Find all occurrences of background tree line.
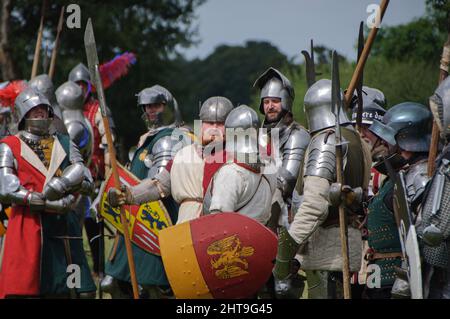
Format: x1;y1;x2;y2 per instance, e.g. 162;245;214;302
0;0;448;154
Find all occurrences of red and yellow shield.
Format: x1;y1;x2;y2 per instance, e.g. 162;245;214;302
99;164;172;255
159;212;277;299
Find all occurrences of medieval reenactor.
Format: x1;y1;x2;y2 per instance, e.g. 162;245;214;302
253;68;310;230
349;86;388;291
203;105;276;224
365;102;432;298
420;76;450;299
54;80;95;254
68;62;117;280
274;78;371;298
0;87;96;298
106;96;234;224
101;85;190;298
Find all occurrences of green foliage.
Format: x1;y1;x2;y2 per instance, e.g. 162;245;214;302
288;0;448;123
286;53;354;127
169;41;294;122
4;0;205;156
363;57;438;107
371;17;445;63
4;0;448;155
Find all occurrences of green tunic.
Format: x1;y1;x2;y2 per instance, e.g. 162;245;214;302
40;133;96;295
105;128;179;286
367;178;402;287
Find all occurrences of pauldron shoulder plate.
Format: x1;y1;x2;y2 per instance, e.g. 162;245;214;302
304;130;348;183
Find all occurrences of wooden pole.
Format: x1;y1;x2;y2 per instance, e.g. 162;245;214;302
31;0;47;79
48;6;65;80
344;0;390;107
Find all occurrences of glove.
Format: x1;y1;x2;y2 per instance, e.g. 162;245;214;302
79;180;95;196
107;185;132;208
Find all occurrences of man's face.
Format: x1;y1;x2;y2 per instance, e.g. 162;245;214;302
144;103;165;122
360;125;378;146
263;97;283;122
26;105;49;119
360;125;389;161
201;121;225;145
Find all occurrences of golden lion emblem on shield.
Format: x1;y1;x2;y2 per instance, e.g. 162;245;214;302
207;234;255;279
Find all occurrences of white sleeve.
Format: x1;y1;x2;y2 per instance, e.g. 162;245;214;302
209;165;245;213
288;175;330;245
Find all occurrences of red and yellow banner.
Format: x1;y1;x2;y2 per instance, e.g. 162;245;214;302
159;212;277;299
99;164;172;255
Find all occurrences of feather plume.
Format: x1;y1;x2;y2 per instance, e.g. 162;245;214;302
0;81;27;110
99;52;137;89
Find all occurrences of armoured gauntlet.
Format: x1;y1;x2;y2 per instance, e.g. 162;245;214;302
273;227;300;280
6;190;75;214
43;163;86;200
329;183;365;215
107;185;133;208
45;194;77;214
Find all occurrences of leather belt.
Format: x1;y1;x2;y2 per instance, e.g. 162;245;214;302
365;248;403;261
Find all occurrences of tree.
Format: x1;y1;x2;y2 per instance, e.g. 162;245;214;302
0;0;205;154
0;0;19;80
169;41;294;123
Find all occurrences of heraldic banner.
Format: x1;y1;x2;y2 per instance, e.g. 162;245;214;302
99;164;172;255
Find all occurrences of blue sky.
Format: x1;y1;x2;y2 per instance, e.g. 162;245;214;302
180;0;427;62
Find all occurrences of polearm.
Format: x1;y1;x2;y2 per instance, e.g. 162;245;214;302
427;22;450;177
331;50;351;299
48;6;65;80
344;0;390;108
31;0;48;79
355;21;365;132
84;18;140;299
301;39;317;88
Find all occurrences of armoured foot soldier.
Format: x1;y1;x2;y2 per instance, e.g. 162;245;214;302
55;81;93;167
253;68;310;230
102;85;190;298
365;102;432;298
0;87;96;298
107;96;234;225
350;87;387;293
68;62;116;279
420;76;450;299
203;105;276;224
274;79;371;299
54;81;95;277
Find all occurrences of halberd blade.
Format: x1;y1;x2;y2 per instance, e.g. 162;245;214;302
84;18;99;78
